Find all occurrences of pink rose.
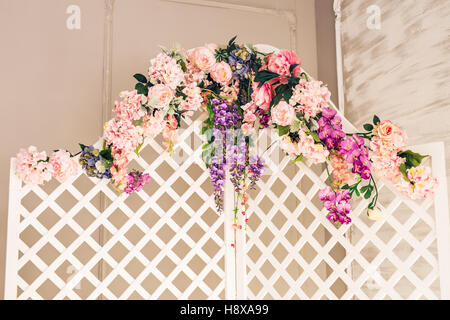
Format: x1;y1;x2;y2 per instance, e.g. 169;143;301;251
49;150;78;183
376;120;397;141
191;46;216;71
210;62;232;85
251;83;272;111
266;50;301;77
148;84;173;108
271;101;296;126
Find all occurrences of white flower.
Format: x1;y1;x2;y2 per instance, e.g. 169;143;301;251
367;207;383;221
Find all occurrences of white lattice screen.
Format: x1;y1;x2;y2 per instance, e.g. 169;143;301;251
4;44;450;300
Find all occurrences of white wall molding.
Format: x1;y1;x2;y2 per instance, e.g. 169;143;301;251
333;0;345;113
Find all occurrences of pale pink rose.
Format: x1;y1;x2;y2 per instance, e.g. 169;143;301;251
376;120;398;141
251;83;272;111
279;134;300;156
242;123;254;136
148;84;174;109
210;62;232;85
191;46;216;71
271;101;296;126
48;150;78;183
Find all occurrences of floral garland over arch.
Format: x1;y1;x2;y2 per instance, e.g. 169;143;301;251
15;37;439;244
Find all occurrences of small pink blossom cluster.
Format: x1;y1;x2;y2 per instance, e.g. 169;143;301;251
297;130;329;164
103;118;142;155
124;171;151;194
319;186;352;224
290;79;331;117
179;84;203;114
15;147;78;185
148;52;185;90
113;90;147;121
369;120;407;181
394;165;439;199
110;149;130;191
15;146;52;185
241;101;257;135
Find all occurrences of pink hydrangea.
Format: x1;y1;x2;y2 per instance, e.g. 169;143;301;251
148;53;185;90
143;111;165;138
103;118;142;154
369;136;405;181
279;134;300;156
48;150;78;183
179;84;203;113
15;146;51;185
290;79;330;117
113;90;147;121
394;165;439;199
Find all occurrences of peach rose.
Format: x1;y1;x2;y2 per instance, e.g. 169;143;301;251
271;101;296;126
251;83;272;111
191;46;216;71
148;84;173;108
210;62;232;85
376;120;397;141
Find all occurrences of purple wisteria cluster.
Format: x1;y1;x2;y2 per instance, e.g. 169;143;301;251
248;155;265;189
340;134;371;180
319;186;352;224
227;137;247;193
211;98;241;130
123;171;151;194
210;155;226;212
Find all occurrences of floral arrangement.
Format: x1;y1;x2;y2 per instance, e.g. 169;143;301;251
15;37;439;238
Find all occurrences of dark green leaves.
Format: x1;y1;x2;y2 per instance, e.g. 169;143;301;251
133;73;147;83
100;148;112;161
363;123;374;131
373;115;380;125
79;143;87;151
135;82;148;95
360;184;374;199
254;70;280;87
398;150;428;169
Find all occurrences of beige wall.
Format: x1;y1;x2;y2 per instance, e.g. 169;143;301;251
340;0;450;203
0;0;336;299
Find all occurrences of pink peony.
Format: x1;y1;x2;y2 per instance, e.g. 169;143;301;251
251;82;272;111
271;101;296;126
266;50;301;77
15;146;51;185
148;84;174;109
210;62;232;85
48;150;78;183
190;46;216;71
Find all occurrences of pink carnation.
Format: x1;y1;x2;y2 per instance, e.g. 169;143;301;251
15;146;51;185
271;101;296;126
48;150;78;183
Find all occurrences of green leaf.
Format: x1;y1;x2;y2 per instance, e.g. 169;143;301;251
398;150;428;169
99;148;112;161
308;132;322;143
135;82;148;95
283;89;293;103
228;35;237;47
79;143;87;151
399;163;408;179
289;64;299;75
373;115;380;125
355;189;360;197
364;188;372;199
277;125;290;136
133;73;147;83
360;185;369;193
293;154;303;163
363;123;374;131
254;70;280;87
178;59;187;72
342;184;350;190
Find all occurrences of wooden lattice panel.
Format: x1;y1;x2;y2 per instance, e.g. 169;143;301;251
7;115;225;300
245;130;449;300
